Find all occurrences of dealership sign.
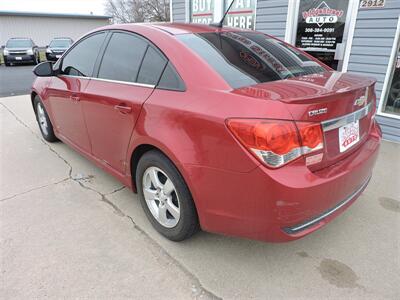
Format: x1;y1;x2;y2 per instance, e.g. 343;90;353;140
224;0;256;30
295;0;348;51
302;5;344;27
191;0;214;24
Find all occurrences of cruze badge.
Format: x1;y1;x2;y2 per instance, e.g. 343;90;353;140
308;108;328;117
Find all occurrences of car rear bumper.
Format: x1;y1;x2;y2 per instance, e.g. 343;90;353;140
186;120;381;242
282;174;371;235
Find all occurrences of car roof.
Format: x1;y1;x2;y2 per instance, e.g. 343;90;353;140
149;22;250;35
8;37;31;40
100;22;251;36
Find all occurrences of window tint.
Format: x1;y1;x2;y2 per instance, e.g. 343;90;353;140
137;47;167;85
6;39;33;48
178;32;326;88
157;62;185;91
50;39;72;48
61;32;105;77
98;32;147;83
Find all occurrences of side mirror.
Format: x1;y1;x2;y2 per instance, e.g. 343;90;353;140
1;45;4;49
33;61;54;77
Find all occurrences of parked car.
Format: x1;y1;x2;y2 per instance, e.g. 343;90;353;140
45;37;73;61
31;23;382;242
3;38;39;66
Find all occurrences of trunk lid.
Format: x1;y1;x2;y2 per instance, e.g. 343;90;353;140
232;71;377;170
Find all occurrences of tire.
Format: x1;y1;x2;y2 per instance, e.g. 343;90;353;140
5;61;10;66
33;95;58;142
136;150;199;241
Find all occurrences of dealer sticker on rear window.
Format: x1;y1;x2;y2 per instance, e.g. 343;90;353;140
339;120;360;152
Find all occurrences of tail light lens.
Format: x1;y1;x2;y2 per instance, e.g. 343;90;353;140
227;119;323;168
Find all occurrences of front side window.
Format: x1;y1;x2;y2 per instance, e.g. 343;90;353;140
178;31;326;89
61;32;106;77
6;39;33;48
98;32;148;83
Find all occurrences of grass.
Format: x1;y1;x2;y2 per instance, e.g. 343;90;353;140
39;50;46;62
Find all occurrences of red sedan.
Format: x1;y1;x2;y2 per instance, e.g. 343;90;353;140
31;23;381;242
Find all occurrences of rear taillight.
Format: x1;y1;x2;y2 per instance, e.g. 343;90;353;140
227;119;323;168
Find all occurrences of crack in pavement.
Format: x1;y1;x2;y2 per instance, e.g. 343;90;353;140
124;215;222;299
0;102;222;300
0;177;70;202
0;102;74;177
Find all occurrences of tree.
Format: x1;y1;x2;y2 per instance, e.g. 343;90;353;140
105;0;170;23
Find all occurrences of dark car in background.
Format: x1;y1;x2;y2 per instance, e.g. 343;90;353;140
45;37;73;61
3;38;39;66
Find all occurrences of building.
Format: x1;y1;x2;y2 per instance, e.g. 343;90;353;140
170;0;400;142
0;11;110;46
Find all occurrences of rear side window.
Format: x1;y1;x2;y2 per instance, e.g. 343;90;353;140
157;62;186;91
178;32;326;89
98;32;147;83
61;32;105;77
137;47;167;85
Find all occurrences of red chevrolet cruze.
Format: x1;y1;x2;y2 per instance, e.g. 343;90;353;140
31;23;381;242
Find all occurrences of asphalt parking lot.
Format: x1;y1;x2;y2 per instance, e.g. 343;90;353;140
0;65;36;97
0;93;399;297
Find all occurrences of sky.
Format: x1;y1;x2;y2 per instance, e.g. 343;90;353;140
0;0;106;15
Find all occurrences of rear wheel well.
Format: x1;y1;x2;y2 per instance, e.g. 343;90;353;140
130;144;159;190
31;92;38;112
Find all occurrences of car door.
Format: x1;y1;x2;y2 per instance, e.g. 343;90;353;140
81;31;168;174
46;32;107;153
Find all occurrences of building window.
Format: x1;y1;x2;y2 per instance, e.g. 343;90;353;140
223;0;257;30
190;0;215;24
379;17;400;118
189;0;257;29
293;0;350;70
384;54;400;116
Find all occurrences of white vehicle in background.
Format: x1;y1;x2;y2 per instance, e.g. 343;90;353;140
2;38;40;66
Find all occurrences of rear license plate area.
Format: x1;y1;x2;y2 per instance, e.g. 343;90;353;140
339;120;360;152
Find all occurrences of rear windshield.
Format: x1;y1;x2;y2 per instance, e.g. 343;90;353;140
50;39;72;48
177;32;326;89
6;39;32;48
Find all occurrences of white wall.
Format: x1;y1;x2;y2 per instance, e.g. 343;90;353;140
0;15;109;46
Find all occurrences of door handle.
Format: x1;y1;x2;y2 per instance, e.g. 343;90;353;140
114;104;132;114
70;95;80;102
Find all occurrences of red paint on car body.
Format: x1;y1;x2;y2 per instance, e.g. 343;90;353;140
32;23;381;242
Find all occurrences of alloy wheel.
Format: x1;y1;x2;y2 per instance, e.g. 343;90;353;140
36;102;49;136
142;166;180;228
